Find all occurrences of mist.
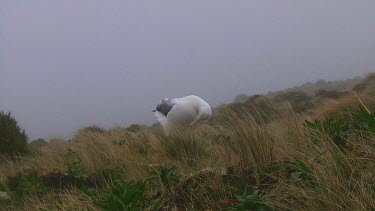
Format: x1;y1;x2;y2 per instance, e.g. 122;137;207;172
1;1;374;140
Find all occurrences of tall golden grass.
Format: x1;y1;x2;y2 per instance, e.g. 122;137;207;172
1;81;375;210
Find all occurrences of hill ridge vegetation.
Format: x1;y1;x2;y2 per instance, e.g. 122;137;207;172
1;73;374;210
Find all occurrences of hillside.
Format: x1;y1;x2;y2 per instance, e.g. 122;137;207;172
234;76;362;103
0;73;374;210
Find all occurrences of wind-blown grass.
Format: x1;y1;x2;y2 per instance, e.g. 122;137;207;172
1;75;375;210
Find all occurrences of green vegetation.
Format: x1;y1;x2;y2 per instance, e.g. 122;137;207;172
95;179;157;211
149;166;179;193
28;138;48;153
160;131;209;167
304;118;350;149
227;190;275;211
0;73;374;210
269;77;361;97
81;125;108;133
126;124;143;133
273;90;313;112
0;111;28;155
352;106;375;132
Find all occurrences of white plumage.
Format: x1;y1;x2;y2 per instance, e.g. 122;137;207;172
153;95;212;135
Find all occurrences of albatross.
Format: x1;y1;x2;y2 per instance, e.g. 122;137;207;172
153;95;212;135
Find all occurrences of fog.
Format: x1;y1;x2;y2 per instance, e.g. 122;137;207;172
1;1;374;140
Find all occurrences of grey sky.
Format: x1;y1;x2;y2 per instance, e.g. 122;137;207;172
1;1;374;140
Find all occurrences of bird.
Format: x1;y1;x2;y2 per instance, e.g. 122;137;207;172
153;95;212;135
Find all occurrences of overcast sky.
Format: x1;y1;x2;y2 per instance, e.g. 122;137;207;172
1;1;374;140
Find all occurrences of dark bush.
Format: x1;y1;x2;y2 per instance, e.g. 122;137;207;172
353;73;375;93
0;111;28;155
315;89;342;99
273;91;312;112
126;124;143;133
82;125;108;133
233;94;249;104
28;138;48;152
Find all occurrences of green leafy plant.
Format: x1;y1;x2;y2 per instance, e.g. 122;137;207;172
227;189;275;211
19;174;46;196
63;147;85;186
64;166;83;180
290;172;302;183
149;166;179;193
268;158;315;186
304;118;350;148
285;158;312;184
95;179;162;211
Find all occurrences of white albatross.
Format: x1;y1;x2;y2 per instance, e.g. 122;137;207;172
153;95;212;135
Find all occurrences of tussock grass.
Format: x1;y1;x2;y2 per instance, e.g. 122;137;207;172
220;109;276;169
160;131;210;167
1;85;375;210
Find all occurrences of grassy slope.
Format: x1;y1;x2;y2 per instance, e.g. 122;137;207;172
0;74;374;210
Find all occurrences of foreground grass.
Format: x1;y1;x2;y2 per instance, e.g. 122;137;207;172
0;100;374;210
